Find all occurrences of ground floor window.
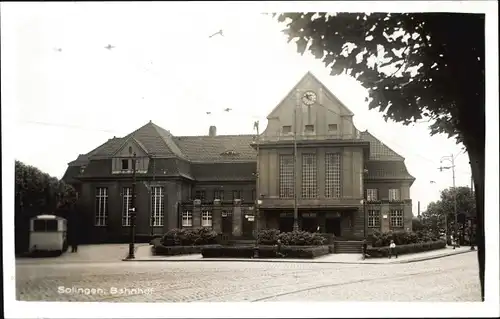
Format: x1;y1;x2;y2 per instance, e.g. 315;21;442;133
390;209;404;228
202;210;212;227
122;187;132;226
95;187;108;226
368;210;381;228
151;186;165;227
182;211;193;227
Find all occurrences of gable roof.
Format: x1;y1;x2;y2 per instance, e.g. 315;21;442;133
360;131;404;161
174;135;256;163
90;121;187;159
267;71;355;119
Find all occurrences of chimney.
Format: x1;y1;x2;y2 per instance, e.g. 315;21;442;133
209;126;217;137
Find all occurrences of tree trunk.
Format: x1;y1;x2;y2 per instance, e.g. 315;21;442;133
466;145;484;301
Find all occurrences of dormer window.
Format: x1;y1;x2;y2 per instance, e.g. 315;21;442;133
80;166;86;174
328;124;338;132
221;150;238;156
121;159;129;170
305;125;314;133
282;126;292;134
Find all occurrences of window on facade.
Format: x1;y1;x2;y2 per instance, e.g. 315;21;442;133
328;124;338;132
202;211;212;227
232;190;241;200
121;159;129;170
195;190;205;200
182;211;193;227
279;155;294;198
302;154;317;198
252;189;256;201
389;189;400;201
390;209;404;228
305;125;315;133
122;187;132;226
368;210;381;228
325;153;341;198
366;189;378;201
151;186;165;227
95;187;108;226
282;125;292;134
214;190;224;201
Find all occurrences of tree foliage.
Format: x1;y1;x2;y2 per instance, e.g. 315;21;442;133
275;12;485;300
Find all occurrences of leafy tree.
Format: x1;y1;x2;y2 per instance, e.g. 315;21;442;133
275;12;485;300
15;160;76;253
411;216;424;232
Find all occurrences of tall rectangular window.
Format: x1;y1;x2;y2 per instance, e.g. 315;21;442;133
279;155;294;198
389;189;400;201
367;189;378;201
214;190;224;201
325;153;341;198
182;211;192;227
202;211;212;227
301;154;317;198
390;209;404;228
95;187;108;226
122;187;132;226
252;189;256;201
232;190;241;200
368;210;381;228
151;186;165;227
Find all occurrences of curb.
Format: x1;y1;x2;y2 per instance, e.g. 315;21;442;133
122;249;474;264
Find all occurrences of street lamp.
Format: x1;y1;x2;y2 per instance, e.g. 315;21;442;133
439;154;458;242
126;152;137;260
360;199;366;239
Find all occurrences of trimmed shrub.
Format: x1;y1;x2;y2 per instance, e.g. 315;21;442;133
153;240;221;256
257;229;281;245
366;240;446;258
161;227;217;246
278;230;326;246
201;245;330;259
369;230;440;247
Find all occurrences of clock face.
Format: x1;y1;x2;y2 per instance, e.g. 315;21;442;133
302;91;317;105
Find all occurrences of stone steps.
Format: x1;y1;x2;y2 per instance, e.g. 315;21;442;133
334;241;363;254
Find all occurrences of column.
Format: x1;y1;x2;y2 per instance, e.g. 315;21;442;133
193;199;201;227
212;199;222;233
232;199;242;236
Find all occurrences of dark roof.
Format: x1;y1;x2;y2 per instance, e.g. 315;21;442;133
192;162;256;182
174;135;256;163
360;131;404;161
366;161;415;182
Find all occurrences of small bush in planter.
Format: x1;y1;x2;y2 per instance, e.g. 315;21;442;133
161;227;217;246
278;230;326;246
257;229;281;245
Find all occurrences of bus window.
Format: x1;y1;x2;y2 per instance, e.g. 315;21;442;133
33;219;59;232
46;220;58;231
33;220;46;231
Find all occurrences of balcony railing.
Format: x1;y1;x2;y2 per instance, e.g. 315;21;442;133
253;131;363;143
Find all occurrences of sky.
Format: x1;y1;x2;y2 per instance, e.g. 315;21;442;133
0;2;487;216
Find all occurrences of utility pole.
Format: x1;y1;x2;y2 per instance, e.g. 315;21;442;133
440;154;458;239
126;153;137;259
293;89;300;231
254;120;261;236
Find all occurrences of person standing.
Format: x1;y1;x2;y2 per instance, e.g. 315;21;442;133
362;239;368;260
389;240;397;259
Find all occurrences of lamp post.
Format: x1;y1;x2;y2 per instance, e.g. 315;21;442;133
439;154;458;241
360;199;366;239
126;152;137;260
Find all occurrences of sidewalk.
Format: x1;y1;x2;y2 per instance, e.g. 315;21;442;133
126;245;474;264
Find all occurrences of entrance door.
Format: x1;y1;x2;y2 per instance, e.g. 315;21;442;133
325;218;342;237
301;217;317;233
221;210;233;235
242;214;254;238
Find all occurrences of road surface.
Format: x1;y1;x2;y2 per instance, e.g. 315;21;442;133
15;251;480;302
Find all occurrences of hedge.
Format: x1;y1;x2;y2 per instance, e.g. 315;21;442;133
369;230;441;247
153;240;222;256
161;227;217;246
201;245;330;259
366;240;446;258
257;229;330;246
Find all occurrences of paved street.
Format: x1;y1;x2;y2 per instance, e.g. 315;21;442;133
16;251;480;302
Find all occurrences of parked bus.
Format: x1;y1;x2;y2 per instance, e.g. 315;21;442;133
29;214;68;255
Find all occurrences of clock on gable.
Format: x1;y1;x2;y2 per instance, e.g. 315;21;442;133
302;90;317;105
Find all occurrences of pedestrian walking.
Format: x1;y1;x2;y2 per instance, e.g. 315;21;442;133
362;239;368;260
451;234;456;249
388;240;397;259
